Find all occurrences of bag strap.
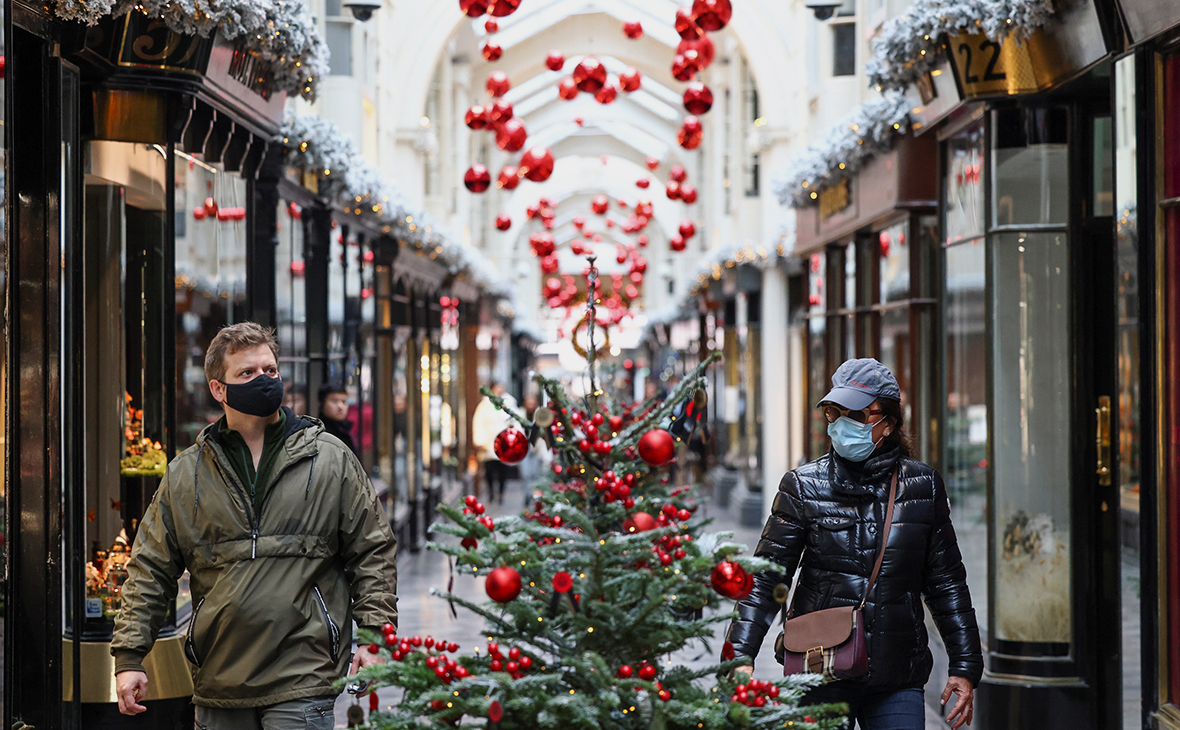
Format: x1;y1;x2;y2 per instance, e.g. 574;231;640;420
859;469;898;609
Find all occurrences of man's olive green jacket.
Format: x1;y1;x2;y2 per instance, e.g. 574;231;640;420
111;408;398;708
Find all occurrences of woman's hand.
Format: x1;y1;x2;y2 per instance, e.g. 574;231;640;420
942;676;974;729
733;665;754;679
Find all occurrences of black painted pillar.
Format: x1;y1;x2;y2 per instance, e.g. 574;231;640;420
246;146;282;329
304;204;331;408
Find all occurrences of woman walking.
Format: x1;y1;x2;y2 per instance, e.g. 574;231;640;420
727;358;981;729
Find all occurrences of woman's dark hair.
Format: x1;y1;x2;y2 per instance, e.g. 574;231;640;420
877;398;913;458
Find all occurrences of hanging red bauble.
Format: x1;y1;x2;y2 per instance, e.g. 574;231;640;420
682;115;703;134
486;566;523;603
592;195;610;215
459;0;489;17
487;0;521;16
526;203;541;219
541;254;559;273
557;76;579;100
671;53;697;82
683;82;714;114
670;234;686;251
679;219;696;238
666;181;681;200
570;240;585;255
544;277;562;297
532;232;556;256
625;284;640;300
638;428;675;466
485;18;499;32
711;560;754;599
489;99;514;125
466;104;489;130
573;57;607;93
623;511;660;533
546;50;565;72
630;271;644;285
574;116;584;126
680;183;698;204
544;217;555;230
632;256;647;273
519;147;555;182
675;5;703;40
622;20;644;38
678;124;703;150
618;67;643;93
646;156;660;171
496;118;528;151
669;165;687;183
637;234;649;247
691;0;732;30
573;214;587;228
498;166;521;190
204;197;219;219
552;571;574;593
678;36;716;69
595;83;618;104
482;41;503;61
464;165;492;193
494;427;529;463
637;201;654;217
495;212;512;231
636;178;650;189
487;70;511;97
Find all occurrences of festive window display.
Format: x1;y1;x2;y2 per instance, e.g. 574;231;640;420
120;393;166;477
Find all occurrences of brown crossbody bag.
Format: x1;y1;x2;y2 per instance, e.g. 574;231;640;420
778;469;897;681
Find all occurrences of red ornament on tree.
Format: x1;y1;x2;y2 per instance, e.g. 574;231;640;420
623;511;659;533
573;57;607;93
546;50;565;71
487;0;521;16
465;104;489;130
595;83;618;104
486;70;511;97
683;82;714;114
519;147;555;182
638;428;675;466
482;41;503;61
486;566;523;603
619;67;642;92
557;76;579;100
459;0;489;17
691;0;732;31
552;571;573;593
496;118;528;151
622;20;643;38
495;212;512;231
675;5;703;40
711;560;755;599
464;165;492;193
497;166;521;190
488;700;504;722
494;428;529;463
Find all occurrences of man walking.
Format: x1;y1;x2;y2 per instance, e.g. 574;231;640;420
318;380;360;457
112;323;398;728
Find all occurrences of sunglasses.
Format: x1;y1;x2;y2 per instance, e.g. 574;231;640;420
821;404;883;425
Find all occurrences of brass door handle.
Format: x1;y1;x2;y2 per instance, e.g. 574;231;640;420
1096;395;1111;486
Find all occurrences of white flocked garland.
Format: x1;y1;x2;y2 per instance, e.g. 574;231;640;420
52;0;328;101
866;0;1055;93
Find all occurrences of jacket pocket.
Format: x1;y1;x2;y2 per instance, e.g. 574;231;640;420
185;597;206;667
312;585;341;660
812;515;858;556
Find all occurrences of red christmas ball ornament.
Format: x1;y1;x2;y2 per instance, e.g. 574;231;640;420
487;70;511;97
678;35;716;69
675;5;703;40
494;427;529;463
666;181;681;200
488;700;504;722
679;219;696;238
671;53;697;82
669;165;688;183
638;428;676;466
497;166;521;190
595;83;618;104
495;212;512;231
670;234;687;252
592;194;610;215
526;203;541;219
573;214;587;228
557;76;579;100
683;115;703;134
487;0;521;16
459;0;489;17
636;177;650;189
623;511;660;533
496;118;528;151
622;20;644;38
619;67;642;92
711;560;753;599
464;165;492;193
626;284;640;299
482;41;503;61
461;537;479;550
573;57;607;93
552;571;574;593
574;116;584;126
488;99;514;125
692;0;732;30
485;18;499;32
486;565;523;603
546;50;565;72
465;104;489;130
519;146;555;182
683;82;714;114
637;234;649;247
680;183;698;204
646;156;660;171
638;664;658;681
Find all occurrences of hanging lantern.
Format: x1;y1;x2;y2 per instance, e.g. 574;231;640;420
674;5;703;40
682;82;714;115
495;212;512;231
622;20;643;38
498;165;521;190
680;183;698;204
557;76;579;100
546;50;565;71
459;0;489;17
495;118;528;151
464;165;492;193
691;0;732;31
595;83;618;104
487;0;521;16
482;41;503;61
619;67;642;92
486;70;511;97
573;57;607;93
519;146;555;182
488;99;514;125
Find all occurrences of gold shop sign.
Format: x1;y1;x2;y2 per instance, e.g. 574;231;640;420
948;29;1078;98
819;178;851;220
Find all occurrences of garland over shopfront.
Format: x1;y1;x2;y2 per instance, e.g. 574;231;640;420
52;0;328;100
774;91;910;209
281;113;510;296
865;0;1055;92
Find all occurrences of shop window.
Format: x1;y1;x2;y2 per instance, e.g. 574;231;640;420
741;59;761;198
276;197;309;416
944;124;985;244
806;252;828;460
327;20;353;76
1092;115;1114;217
991;107;1069;227
832;22;856;77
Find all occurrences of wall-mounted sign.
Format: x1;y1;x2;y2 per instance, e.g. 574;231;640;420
819;178;851;220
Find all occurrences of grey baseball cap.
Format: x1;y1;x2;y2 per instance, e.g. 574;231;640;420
817;358;901;410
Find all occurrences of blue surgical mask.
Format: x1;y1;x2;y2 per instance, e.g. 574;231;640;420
827;416;882;462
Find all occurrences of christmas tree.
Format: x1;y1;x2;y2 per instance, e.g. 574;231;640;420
348;264;845;730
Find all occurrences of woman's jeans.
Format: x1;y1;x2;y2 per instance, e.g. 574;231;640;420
805;687;926;730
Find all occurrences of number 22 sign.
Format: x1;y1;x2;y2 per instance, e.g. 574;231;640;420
948;31;1048;98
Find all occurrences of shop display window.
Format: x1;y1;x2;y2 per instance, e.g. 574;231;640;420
991;107;1069;227
276;197;310;416
944;125;985;245
806;252;828;460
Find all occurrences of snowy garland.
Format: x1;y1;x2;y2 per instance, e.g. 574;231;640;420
281;113;511;296
51;0;328;101
774;90;910;208
866;0;1055;92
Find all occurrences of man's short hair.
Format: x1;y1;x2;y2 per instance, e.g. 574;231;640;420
319;381;349;404
204;323;280;383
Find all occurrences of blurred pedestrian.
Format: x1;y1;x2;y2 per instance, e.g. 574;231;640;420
472;382;517;505
318;381;360;457
111;323;397;728
517;393;551;502
726;358;981;730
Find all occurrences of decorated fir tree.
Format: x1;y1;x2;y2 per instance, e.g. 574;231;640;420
348;264;845;730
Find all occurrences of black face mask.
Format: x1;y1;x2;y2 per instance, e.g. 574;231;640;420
221;375;284;418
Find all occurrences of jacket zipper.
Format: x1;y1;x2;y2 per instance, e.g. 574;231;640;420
207;445;316;561
185;597;206;666
312;584;341;658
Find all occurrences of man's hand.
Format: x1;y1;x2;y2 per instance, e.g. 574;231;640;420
942;676;974;729
116;671;149;715
349;647;387;695
733;665;754;679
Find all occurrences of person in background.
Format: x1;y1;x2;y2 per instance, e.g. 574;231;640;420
319;381;360;457
471;382;517;505
517;393;552;505
111;323;397;729
726;358;980;730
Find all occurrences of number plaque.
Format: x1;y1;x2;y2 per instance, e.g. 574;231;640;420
948;29;1074;99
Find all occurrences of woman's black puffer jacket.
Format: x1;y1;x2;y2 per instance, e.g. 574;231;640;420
725;446;983;690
